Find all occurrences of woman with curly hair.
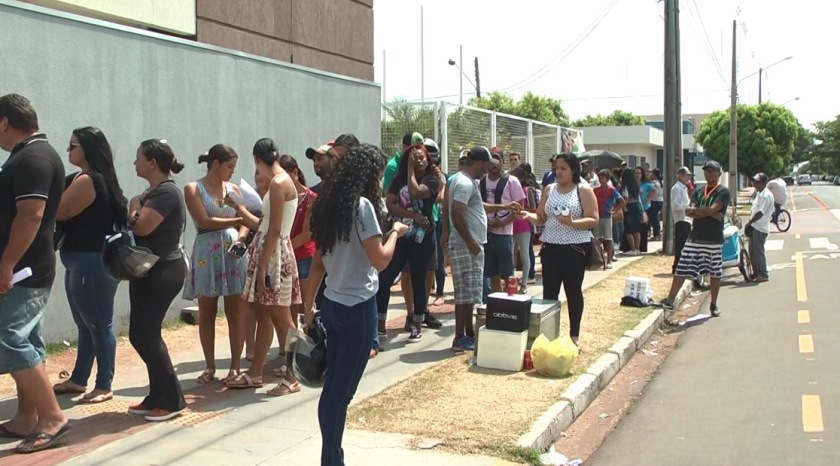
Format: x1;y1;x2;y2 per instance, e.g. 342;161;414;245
304;143;407;466
377;143;441;342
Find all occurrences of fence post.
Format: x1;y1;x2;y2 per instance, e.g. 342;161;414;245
527;120;534;165
556;127;562;154
440;102;449;174
433;102;440;146
490;111;497;148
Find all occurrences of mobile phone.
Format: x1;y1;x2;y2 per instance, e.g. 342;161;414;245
265;275;273;288
228;243;247;258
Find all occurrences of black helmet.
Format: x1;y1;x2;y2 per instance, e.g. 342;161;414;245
101;231;160;280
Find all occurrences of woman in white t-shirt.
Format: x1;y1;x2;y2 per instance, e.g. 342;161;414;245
304;144;408;466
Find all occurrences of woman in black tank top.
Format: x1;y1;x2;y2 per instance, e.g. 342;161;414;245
52;127;128;404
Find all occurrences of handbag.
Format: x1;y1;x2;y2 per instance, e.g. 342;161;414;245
576;186;606;271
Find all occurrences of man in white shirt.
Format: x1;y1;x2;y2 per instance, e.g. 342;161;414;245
765;174;787;223
745;173;775;282
671;167;692;273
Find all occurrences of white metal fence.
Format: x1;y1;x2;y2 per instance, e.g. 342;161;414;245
381;101;584;176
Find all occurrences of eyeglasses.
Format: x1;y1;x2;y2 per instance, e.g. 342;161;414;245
67;142;80;152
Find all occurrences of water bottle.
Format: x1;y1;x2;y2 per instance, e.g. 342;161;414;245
414;226;426;243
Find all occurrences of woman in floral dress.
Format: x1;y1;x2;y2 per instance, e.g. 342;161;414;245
184;144;248;383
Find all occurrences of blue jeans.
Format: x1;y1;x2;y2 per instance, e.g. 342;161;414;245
0;285;50;375
528;231;536;279
319;296;375;466
434;221;446;297
62;251;119;391
371;300;380;350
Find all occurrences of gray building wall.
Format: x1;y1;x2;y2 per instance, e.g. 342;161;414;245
1;1;381;344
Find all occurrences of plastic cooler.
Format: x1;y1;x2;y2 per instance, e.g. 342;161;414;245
722;223;740;267
476;326;528;372
485;292;531;332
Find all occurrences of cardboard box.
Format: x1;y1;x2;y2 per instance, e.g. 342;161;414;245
624;277;650;301
486;292;532;333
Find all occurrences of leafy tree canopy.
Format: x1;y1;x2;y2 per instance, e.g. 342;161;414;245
571;110;647;127
696;102;799;177
468;91;569;127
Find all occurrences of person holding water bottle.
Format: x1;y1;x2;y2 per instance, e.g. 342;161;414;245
376;141;441;342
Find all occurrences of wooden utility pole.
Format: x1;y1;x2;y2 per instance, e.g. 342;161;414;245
728;19;738;201
663;0;682;255
474;57;482;98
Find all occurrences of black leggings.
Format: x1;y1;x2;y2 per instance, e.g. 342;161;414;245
540;243;588;338
377;233;435;324
128;259;187;412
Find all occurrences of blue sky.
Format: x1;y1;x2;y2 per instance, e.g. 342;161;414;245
374;0;836;128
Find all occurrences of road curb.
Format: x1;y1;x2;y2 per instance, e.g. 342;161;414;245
517;278;694;451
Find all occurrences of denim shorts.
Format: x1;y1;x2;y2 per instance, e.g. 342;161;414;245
297;256;313;281
484;232;514;278
0;286;51;375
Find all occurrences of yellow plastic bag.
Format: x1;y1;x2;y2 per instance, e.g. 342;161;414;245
531;334;579;377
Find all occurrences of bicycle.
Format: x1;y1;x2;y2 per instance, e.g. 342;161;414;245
772;209;792;233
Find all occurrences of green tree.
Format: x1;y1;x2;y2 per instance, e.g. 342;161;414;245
380;98;436;157
792;124;816;164
696;102;800;177
809;116;840;173
571;110;647;127
468;91;569;126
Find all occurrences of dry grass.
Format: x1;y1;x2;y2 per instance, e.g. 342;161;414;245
347;254;676;455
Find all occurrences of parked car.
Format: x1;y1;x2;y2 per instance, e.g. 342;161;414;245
784;176;795;185
798;174;812;186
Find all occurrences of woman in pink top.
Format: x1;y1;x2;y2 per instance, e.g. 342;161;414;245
510;165;539;294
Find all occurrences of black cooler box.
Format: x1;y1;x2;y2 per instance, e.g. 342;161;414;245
486;292;532;332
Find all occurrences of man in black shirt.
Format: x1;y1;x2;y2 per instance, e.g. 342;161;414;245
0;94;69;452
663;160;731;317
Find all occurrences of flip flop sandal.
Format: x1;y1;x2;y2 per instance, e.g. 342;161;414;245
224;373;263;389
196;369;216;384
223;370;240;383
15;424;70;454
81;392;113;404
52;382;85;395
0;424;26;439
266;379;301;397
272;365;288;377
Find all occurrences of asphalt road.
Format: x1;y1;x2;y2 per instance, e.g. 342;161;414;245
589;183;840;465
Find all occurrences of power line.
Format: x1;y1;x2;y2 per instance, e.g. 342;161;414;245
685;0;728;86
404;88;728;104
495;0;622;92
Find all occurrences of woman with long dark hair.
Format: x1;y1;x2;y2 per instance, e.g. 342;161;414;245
225;138;302;397
183;144;248;384
519;152;598;347
127;139;187;421
52;127;127;403
378;143;441;342
621;167;643;255
304;143;407;466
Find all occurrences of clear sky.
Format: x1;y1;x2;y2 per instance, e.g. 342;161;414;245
373;0;837;129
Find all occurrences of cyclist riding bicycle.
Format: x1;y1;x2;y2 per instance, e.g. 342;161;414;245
765;174;787;223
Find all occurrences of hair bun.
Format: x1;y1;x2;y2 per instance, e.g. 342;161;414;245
197;153;209;164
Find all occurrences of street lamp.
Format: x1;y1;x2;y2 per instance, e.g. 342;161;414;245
448;45;478;105
752;56;793;104
780;97;800;106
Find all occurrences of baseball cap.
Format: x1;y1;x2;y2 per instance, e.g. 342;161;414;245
305;141;334;160
676;166;691;175
752;172;768;183
467;146;491;162
490;146;505;159
702;160;722;172
489;151;502;165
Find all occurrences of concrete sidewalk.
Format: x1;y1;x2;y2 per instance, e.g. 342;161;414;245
0;243;662;466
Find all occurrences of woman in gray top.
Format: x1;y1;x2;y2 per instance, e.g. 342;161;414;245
304;143;407;466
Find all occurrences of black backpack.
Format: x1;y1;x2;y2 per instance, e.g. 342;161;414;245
479;174;509;204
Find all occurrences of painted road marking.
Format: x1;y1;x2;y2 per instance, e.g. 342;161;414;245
791;192;797;212
831;209;840;222
802;395;825;432
765;239;785;251
799;334;815;353
796;252;808;302
808;237;837;250
809;193;830;210
798;310;811;324
795;233;801;239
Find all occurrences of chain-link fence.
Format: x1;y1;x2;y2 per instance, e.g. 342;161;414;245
381;101;579;179
381;102;438;161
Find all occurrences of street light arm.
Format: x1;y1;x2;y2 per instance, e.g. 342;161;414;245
736;55;793;87
448;62;478;92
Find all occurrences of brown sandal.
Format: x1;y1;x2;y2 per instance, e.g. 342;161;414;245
196;369;216;384
223;370;240;383
267;379;301;397
225;373;263;389
53;381;85;395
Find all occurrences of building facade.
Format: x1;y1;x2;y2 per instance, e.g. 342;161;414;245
21;0;375;81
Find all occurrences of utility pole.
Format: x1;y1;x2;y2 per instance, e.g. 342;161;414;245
459;45;464;105
758;67;763;104
662;0;681;255
728;19;738;200
420;5;425;103
474;57;482;99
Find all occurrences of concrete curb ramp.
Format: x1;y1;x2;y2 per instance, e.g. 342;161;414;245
517;279;694;451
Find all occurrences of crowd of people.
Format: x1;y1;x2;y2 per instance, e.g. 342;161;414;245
0;90;775;463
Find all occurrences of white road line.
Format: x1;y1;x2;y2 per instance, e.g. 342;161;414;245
808;237;836;250
832;209;840;222
765;240;785;251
